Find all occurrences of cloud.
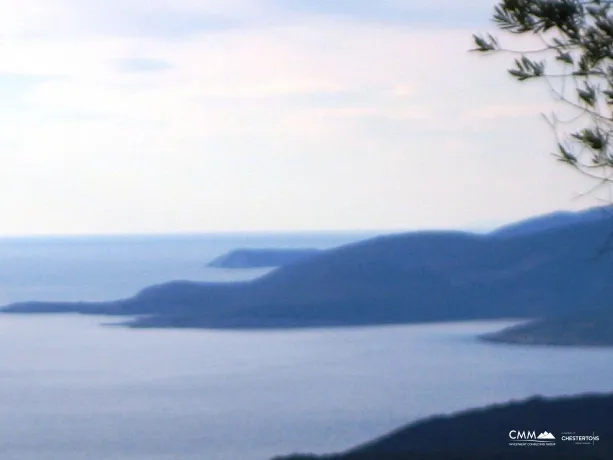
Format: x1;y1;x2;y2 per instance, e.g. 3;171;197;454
0;0;601;234
0;0;267;38
465;103;558;121
113;58;173;73
272;0;493;28
10;22;474;124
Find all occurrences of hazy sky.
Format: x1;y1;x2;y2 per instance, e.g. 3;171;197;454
0;0;605;235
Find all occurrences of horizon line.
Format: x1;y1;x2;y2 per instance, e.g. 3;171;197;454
0;225;497;240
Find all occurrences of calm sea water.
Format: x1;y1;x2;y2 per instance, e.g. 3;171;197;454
0;234;611;460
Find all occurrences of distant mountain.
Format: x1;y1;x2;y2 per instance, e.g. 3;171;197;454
492;206;613;238
481;305;613;346
273;393;613;460
4;206;613;333
208;248;320;268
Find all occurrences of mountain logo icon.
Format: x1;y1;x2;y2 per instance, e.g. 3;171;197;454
537;432;556;440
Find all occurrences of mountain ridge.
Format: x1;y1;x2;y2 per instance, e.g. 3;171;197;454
4;206;613;334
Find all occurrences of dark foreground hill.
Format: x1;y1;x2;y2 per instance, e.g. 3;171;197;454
272;393;613;460
4;207;613;331
481;305;613;346
207;248;320;268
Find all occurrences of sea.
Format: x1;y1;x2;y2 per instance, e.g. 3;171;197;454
0;232;611;460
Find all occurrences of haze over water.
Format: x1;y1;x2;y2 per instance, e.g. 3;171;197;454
0;233;370;304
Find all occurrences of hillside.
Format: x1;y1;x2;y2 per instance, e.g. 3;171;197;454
272;393;613;460
207;248;320;268
481;305;613;346
4;207;613;331
492;206;613;238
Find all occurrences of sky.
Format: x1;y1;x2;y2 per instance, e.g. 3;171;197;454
0;0;606;235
